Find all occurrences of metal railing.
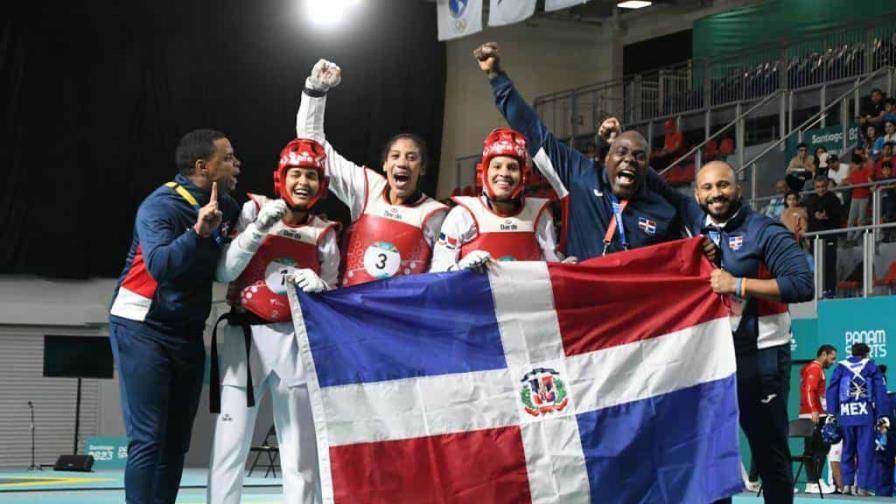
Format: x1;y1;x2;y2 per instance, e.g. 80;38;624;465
739;66;893;200
805;222;896;299
532;14;896;134
742;66;893;172
657;89;785;176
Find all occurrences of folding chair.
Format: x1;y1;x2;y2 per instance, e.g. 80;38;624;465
248;424;280;478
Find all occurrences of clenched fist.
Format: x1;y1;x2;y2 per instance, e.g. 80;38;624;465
473;42;502;79
305;59;342;93
598;117;622;143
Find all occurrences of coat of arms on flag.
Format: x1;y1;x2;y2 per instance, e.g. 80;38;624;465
729;235;744;251
288;237;743;503
637;216;656;235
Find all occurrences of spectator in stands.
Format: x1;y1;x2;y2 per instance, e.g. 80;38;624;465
806;176;843;297
650;118;685;170
787;142;816;192
877;142;894;177
865;125;882;161
877;121;896;152
814;147;829;177
763;179;789;220
858;88;886;133
781;191;808;244
826;154;846;187
875;161;896;241
847;150;875;243
883;98;896;125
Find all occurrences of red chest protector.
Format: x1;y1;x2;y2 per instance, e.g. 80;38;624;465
453;196;549;262
228;212;335;322
341;173;447;287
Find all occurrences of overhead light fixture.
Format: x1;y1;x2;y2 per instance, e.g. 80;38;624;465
305;0;360;26
617;0;652;8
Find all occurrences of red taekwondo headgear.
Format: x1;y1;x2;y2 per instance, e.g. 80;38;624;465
476;128;531;201
274;138;329;209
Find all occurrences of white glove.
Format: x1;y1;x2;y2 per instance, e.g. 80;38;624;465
456;250;493;271
286;268;328;293
255;199;288;232
305;59;342;93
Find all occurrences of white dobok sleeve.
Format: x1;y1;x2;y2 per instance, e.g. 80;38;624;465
215;200;262;283
295;90;367;221
535;209;562;262
429;206;477;272
317;227;341;290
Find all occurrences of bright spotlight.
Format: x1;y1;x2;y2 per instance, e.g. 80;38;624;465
306;0;360;26
617;0;652;8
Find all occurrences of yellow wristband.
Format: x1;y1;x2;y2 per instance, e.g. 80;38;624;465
741;278;748;298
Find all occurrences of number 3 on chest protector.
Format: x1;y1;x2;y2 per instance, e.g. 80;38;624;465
264;258;300;295
363;241;401;279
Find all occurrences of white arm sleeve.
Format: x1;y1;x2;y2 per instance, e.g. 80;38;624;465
317;227;341;290
535;209;562;262
429;207;476;272
215;201;264;283
295;90;367;221
423;207;449;249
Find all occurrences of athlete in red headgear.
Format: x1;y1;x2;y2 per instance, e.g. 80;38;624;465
208;137;338;504
430;127;564;272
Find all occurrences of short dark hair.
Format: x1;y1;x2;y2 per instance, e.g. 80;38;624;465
785;190;801;202
817;344;836;357
175;129;227;175
872;88;884;96
828;154;839;163
380;133;428;169
797;142;808;149
886;121;896;128
885;97;896;106
851;342;871;357
813;175;829;183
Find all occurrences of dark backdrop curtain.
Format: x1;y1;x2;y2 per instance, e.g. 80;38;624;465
0;0;446;278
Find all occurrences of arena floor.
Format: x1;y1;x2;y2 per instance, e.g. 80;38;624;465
0;468;892;503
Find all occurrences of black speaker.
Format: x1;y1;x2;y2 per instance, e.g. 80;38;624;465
53;454;94;472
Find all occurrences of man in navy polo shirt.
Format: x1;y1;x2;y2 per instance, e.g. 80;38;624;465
693;161;813;504
109;129;240;504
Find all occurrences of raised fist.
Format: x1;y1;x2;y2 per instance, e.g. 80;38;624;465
598;117;622;143
306;59;342;93
254;199;288;232
473;42;501;77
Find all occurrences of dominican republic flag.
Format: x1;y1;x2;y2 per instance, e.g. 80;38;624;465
288;238;743;503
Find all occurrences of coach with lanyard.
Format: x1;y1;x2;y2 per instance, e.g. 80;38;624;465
108;129;240;504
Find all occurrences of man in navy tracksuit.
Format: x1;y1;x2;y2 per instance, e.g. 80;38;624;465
688;161;814;504
475;42;693;258
109;129;240;504
826;342;890;495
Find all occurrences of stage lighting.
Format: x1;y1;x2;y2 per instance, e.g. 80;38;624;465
306;0;360;26
617;0;652;8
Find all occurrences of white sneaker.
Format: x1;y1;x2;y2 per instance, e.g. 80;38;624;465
745;480;761;492
804;481;836;494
